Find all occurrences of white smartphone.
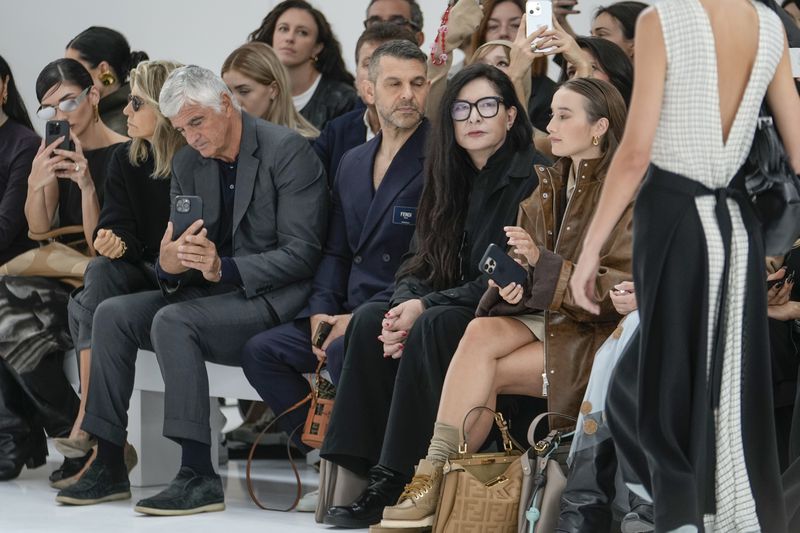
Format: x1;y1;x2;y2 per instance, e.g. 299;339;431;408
526;0;553;36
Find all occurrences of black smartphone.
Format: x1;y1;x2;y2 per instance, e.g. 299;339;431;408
44;120;72;152
479;243;527;287
313;321;333;349
171;195;203;240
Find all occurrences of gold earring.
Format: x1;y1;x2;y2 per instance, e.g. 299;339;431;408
592;135;599;146
99;71;116;86
93;104;100;123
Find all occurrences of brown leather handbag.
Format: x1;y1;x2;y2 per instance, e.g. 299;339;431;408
433;407;525;533
301;362;335;449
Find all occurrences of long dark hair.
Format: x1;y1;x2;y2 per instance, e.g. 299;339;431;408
35;58;94;102
0;54;33;130
398;64;533;289
594;1;648;40
559;77;628;177
560;37;633;106
248;0;355;86
67;26;148;83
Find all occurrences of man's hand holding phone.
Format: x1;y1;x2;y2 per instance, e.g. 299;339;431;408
158;220;203;275
310;314;352;362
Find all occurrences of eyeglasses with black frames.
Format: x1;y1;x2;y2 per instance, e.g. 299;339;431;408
450;96;505;121
36;87;91;120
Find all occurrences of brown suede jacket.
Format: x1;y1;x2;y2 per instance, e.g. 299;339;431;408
477;157;634;430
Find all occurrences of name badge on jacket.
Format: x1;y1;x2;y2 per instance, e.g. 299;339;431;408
392;206;417;226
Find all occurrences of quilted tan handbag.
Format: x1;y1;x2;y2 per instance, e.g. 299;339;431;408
518;412;576;533
432;407;524;533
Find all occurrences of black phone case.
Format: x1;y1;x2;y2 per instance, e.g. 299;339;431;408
479;243;527;287
44;120;72;152
171;195;203;240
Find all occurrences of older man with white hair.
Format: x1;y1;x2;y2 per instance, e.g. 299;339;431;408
55;65;328;515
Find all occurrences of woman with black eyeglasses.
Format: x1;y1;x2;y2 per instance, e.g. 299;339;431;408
50;60;186;489
319;63;548;528
25;58;128;252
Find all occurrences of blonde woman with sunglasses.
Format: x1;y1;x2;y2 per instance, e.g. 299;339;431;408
51;60;187;489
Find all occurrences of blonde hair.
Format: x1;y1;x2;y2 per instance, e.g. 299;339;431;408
221;42;319;139
469;41;531;102
129;60;187;178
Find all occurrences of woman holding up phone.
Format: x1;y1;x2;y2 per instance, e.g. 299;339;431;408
25;58;127;253
52;60;186;490
377;77;632;530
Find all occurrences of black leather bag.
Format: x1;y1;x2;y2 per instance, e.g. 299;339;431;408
743;109;800;256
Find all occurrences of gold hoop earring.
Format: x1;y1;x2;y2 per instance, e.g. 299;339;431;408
99;71;116;86
592;136;599;146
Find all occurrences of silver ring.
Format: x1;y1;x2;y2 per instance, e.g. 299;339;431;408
74;163;80;172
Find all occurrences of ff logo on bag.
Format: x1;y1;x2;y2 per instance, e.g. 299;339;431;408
392;206;417;226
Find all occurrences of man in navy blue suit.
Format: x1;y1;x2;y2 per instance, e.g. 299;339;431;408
312;23;418;186
241;39;430;460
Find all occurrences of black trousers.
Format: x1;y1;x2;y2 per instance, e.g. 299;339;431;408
321;301;474;477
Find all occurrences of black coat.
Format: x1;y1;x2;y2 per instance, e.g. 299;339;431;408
391;143;548;310
300;76;360;131
312;104;368;187
95;142;171;264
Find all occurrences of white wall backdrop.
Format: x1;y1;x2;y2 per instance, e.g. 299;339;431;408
0;0;607;134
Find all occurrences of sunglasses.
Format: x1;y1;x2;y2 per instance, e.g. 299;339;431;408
128;94;146;112
451;96;505;121
36;87;90;120
363;15;420;31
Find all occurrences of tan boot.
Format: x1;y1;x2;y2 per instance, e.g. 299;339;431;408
380;459;443;528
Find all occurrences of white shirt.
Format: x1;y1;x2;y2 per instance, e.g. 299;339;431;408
292;73;322;112
363;110;377;143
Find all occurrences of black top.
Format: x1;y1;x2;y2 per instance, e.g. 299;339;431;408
99;83;130;136
0;119;39;264
57;143;119;228
300;76;360;131
391;143;547;309
95;142;171;263
215;158;237;258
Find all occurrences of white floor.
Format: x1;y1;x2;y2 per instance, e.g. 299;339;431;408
0;442;368;533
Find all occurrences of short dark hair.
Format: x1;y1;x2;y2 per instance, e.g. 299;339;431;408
355;23;419;64
249;0;355;86
0;54;33;130
67;26;148;82
35;58;94;103
366;0;424;31
594;1;648;40
367;39;427;82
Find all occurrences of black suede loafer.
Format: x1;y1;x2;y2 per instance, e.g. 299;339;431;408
55;460;130;505
134;466;225;516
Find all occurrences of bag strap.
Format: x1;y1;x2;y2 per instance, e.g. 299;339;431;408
459;405;517;454
245;357;326;511
527;411;577;447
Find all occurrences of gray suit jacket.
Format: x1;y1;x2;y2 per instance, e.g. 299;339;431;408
163;112;328;322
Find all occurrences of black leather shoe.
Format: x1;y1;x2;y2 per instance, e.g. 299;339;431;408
556;438;617;533
55;460;130;505
0;423;46;481
324;464;408;528
134;466;225;516
621;492;654;533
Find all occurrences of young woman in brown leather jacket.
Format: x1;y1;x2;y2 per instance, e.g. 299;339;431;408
377;77;632;529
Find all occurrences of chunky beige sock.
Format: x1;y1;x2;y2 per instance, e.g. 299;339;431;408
424;422;460;467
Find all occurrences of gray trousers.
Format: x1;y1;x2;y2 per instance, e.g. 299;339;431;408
81;283;279;446
68;257;158;353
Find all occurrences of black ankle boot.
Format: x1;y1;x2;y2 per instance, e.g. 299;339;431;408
324;464;409;528
0;363;47;481
555;438;617;533
621;491;654;533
